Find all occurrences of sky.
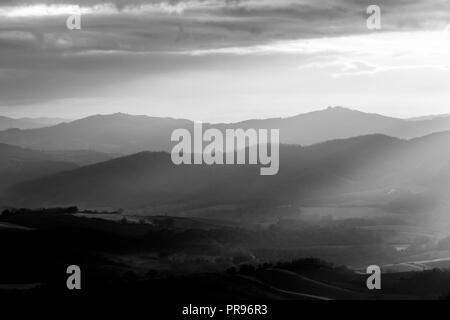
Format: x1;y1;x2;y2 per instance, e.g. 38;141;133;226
0;0;450;122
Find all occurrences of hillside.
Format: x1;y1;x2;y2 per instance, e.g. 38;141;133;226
4;132;450;212
1;107;450;154
0;113;193;154
0;116;68;130
0;143;114;191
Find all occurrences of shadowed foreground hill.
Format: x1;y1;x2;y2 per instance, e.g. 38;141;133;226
3;132;450;210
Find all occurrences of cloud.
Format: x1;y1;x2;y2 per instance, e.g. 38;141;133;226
1;0;450;107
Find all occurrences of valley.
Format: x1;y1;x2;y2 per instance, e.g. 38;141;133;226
1;107;450;300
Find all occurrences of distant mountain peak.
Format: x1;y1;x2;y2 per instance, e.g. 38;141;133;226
326;106;352;111
2;107;450;154
287;106;395;121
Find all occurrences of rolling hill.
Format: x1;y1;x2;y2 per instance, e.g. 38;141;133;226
0;116;68;131
1;107;450;154
0;113;193;154
0;143;114;191
3;132;450;212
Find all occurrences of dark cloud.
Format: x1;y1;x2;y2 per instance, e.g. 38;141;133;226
1;0;450;106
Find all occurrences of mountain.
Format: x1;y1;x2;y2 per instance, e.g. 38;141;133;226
223;107;404;146
407;114;450;121
224;107;450;146
0;143;114;191
1;108;450;154
0;113;193;154
0;116;69;131
4;132;450;212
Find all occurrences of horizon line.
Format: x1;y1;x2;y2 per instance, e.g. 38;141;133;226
2;106;450;125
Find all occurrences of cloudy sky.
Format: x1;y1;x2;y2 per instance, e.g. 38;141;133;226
1;0;450;122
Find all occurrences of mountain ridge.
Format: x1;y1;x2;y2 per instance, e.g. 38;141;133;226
0;116;69;131
1;107;449;154
4;131;450;211
0;143;115;191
